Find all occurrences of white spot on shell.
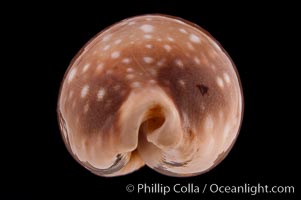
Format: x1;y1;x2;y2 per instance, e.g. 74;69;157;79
194;57;200;65
126;68;134;73
126;74;135;79
146;17;152;21
149;79;157;84
148;69;157;76
81;85;89;98
113;85;121;91
156;59;166;67
223;72;231;84
122;58;131;64
167;37;174;42
179;28;188;34
178;80;185;86
144;34;152;39
102;34;112;42
106;69;113;75
189;34;201;43
103;45;110;51
128;21;136;25
140;24;154;33
157;38;162;42
163;44;172;52
175;59;184;68
114;39;122;45
145;44;153;49
68;68;77;82
187;42;195;51
131;81;141;88
96;63;104;73
201;104;205;111
84;104;89;113
111;51;120;59
82;63;90;73
143;57;154;64
217;76;224;88
97;88;105;101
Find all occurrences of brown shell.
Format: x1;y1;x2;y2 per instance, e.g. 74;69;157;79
57;14;243;177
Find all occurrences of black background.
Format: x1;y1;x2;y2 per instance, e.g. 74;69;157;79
10;1;299;199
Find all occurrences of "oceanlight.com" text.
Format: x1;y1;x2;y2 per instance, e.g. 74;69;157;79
125;183;295;196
